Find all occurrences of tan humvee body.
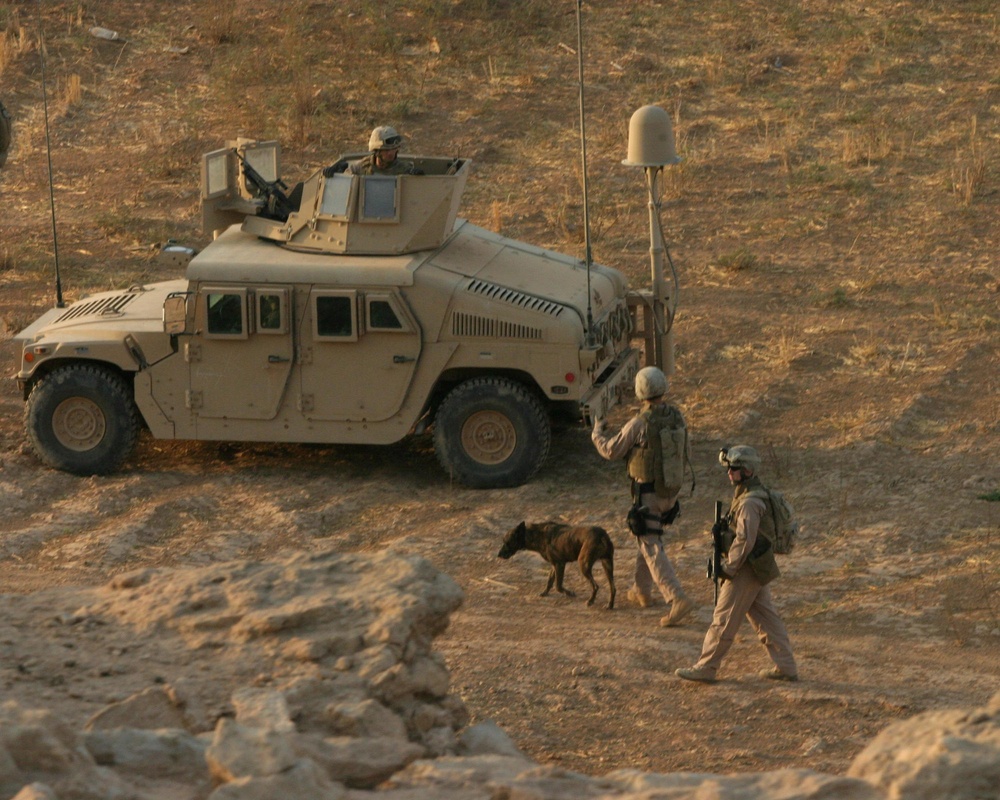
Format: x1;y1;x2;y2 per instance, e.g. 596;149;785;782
14;139;641;488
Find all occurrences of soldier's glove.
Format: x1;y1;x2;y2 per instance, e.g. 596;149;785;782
323;159;349;178
592;416;607;434
717;565;732;583
711;520;728;537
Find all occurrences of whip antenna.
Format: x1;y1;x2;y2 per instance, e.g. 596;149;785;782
38;0;64;307
575;0;594;343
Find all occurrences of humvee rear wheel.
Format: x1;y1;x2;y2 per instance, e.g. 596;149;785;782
433;377;551;489
26;364;139;475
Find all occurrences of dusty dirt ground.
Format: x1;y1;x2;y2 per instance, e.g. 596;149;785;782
1;0;999;784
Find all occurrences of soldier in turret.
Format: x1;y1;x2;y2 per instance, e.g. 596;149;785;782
347;126;419;176
675;445;798;683
592;366;696;627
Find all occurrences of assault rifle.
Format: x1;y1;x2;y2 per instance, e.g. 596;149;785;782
232;149;294;220
707;501;728;606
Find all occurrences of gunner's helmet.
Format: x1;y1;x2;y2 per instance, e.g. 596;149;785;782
368;125;404;151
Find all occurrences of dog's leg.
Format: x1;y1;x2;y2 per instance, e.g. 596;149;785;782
554;562;575;597
541;566;556;597
578;550;600;606
601;557;616;610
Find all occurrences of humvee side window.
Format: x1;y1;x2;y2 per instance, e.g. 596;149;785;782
360;176;399;222
367;297;405;331
257;291;287;334
205;291;247;338
320;174;353;219
314;292;358;341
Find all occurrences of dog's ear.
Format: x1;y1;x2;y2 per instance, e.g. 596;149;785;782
516;521;526;534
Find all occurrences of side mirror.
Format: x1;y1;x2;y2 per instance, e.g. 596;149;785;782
163;293;190;335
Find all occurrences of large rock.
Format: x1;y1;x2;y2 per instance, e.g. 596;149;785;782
0;702;134;800
848;690;1000;799
82;728;207;780
84;685;192;732
207;758;345;800
297;734;424;789
205;718;298;782
608;768;883;799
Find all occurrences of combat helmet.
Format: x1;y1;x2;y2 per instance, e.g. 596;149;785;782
719;445;761;474
368;125;404;151
634;366;668;400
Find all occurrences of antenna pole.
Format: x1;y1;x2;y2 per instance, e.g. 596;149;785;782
575;0;594;342
38;0;64;307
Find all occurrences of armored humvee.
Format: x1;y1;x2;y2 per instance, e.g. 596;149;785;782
14;138;647;488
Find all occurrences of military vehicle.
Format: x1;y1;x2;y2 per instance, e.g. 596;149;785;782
14;115;676;488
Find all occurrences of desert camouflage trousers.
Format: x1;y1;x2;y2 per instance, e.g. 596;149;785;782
632;488;686;604
693;566;797;678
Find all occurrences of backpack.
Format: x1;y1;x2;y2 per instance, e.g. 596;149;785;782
627;405;694;498
762;487;799;555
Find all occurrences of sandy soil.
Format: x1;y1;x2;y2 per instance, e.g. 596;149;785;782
1;0;998;783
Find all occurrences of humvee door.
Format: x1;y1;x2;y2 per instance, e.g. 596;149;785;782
298;288;421;421
187;286;295;420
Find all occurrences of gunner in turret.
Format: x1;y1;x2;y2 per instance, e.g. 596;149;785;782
347;126;419;176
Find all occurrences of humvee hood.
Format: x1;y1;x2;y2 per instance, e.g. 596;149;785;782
431;221;627;321
15;280;188;344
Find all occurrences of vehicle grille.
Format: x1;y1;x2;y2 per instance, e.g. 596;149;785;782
592;303;632;348
452;311;542;340
465;279;565;317
56;293;137;322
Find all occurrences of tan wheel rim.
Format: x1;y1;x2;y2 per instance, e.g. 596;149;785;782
460;410;516;465
52;397;106;452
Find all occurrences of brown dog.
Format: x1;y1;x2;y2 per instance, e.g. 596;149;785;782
497;521;615;609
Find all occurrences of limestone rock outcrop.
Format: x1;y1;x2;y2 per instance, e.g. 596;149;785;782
0;548;996;799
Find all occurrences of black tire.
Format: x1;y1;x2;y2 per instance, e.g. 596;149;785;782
433;377;551;489
25;363;140;475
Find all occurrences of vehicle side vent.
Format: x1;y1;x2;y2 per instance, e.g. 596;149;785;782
56;293;137;322
465;279;565;318
452;311;543;340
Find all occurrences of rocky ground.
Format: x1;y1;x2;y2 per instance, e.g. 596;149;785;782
1;0;999;796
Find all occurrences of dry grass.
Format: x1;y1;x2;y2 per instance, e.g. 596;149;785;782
1;2;999;780
0;10;31;76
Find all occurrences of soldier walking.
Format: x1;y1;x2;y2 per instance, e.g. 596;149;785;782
592;366;696;627
675;445;798;683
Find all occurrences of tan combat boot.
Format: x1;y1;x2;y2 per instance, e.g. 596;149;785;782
660;593;695;627
627;587;654;608
759;666;799;682
675;666;716;683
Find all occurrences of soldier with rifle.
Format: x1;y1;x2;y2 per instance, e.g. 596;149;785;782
675;445;798;683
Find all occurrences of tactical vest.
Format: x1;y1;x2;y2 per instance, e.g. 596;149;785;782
350;154;417;175
626;403;688;499
730;477;781;584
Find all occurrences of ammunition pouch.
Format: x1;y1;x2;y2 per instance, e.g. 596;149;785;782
627;500;680;537
747;535;780;585
627;504;648;537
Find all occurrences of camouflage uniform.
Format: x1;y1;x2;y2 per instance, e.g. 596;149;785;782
685;476;797;680
592;401;694;621
346;153;417;176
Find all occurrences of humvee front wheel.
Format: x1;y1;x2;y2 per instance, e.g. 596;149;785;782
433;377;551;489
26;364;140;475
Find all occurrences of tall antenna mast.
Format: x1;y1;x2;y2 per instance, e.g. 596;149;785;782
575;0;594;343
38;0;65;307
622;105;681;372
